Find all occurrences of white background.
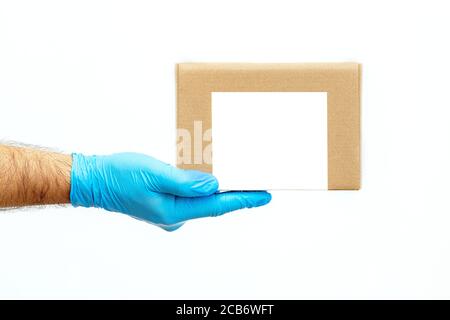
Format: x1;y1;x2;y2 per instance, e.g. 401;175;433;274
0;0;449;299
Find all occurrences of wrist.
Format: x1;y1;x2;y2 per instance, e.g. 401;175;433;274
70;153;101;208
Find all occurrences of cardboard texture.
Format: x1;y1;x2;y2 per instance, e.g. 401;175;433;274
176;63;361;190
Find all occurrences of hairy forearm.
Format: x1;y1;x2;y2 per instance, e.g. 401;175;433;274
0;144;72;207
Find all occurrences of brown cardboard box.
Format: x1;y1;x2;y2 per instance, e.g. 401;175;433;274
176;63;360;190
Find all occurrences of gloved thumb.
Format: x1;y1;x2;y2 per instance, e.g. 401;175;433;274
154;164;219;197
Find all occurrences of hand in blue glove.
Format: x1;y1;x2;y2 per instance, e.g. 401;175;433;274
70;152;271;231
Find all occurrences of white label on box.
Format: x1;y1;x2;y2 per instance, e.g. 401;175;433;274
211;92;328;190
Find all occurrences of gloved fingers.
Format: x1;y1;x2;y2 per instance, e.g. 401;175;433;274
174;191;272;221
148;160;219;197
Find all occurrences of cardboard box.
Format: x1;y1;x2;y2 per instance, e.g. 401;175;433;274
176;63;360;190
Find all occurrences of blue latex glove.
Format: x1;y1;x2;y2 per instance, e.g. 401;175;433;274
70;152;271;231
